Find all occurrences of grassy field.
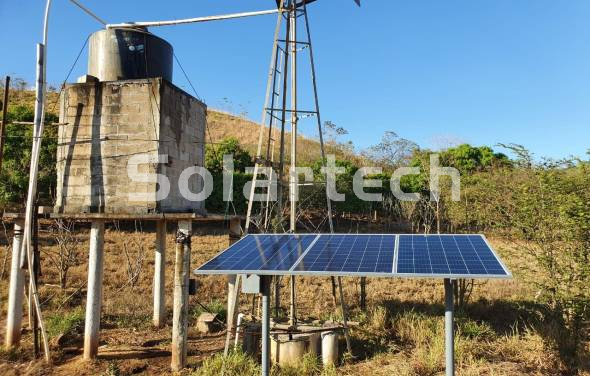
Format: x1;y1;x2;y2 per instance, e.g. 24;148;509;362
0;220;587;375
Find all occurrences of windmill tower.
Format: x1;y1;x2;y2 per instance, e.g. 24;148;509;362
245;0;360;235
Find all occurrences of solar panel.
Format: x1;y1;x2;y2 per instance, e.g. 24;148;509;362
194;233;510;279
196;234;316;274
292;234;395;276
395;235;509;278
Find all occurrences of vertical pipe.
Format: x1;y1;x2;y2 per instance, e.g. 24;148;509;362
245;8;284;233
5;220;24;349
289;3;298;233
224;217;242;356
302;0;334;233
226;217;241;336
153;220;166;328
288;1;298;329
171;221;191;371
444;278;455;376
83;220;105;360
261;276;271;376
0;76;10;172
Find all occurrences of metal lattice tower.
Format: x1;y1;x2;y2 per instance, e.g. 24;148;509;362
245;0;340;236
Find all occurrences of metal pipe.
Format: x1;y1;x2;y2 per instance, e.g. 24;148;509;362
234;313;245;348
261;276;271;376
289;4;298;233
302;0;334;233
69;0;107;26
245;8;285;233
106;9;279;29
444;279;455;376
288;2;298;328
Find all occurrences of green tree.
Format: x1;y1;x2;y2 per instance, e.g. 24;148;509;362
205;137;253;174
0;105;58;209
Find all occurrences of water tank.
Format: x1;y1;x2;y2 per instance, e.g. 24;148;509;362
88;27;173;82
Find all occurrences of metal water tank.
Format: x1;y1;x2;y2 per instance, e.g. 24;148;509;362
88;27;173;82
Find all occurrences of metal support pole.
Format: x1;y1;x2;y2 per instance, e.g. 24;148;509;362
302;0;334;233
261;276;272;376
288;1;298;330
245;8;284;233
83;220;105;360
153;220;166;328
5;220;24;349
444;278;455;376
0;76;10;173
171;221;191;371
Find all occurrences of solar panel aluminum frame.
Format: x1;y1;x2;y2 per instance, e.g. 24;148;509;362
193;233;512;280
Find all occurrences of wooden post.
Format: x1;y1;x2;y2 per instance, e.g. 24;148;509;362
0;76;10;173
5;219;24;349
171;221;191;371
337;277;353;355
153;220;166;328
83;220;105;360
360;277;367;311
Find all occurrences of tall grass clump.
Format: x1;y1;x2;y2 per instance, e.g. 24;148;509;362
194;350;260;376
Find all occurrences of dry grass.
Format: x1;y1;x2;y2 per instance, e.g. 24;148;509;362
0;224;588;375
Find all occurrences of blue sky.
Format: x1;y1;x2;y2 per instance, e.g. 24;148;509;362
1;0;589;159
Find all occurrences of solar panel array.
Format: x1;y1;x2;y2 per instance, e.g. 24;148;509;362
195;234;510;279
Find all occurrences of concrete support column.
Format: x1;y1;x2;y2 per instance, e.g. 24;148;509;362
444;278;455;376
153;220;166;328
5;220;24;349
171;221;191;372
83;220;105;360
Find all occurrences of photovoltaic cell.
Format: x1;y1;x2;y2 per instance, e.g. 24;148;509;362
197;234;316;273
194;233;510;279
396;235;508;277
293;234;395;275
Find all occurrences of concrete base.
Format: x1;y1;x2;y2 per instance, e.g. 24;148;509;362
270;333;321;367
321;331;339;366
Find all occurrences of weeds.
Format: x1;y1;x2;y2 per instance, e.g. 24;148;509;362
45;308;84;339
194;350;260;376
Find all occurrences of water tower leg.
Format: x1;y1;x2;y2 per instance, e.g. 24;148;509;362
171;220;191;371
83;220;105;360
153;220;166;328
5;220;24;349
